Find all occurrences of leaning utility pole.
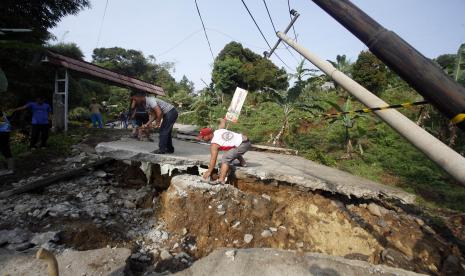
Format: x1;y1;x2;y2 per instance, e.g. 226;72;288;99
310;0;465;131
276;31;465;187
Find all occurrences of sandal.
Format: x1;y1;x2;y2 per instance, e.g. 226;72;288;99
208;179;226;186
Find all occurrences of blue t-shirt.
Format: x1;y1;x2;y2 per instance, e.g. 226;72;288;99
26;102;51;125
0;114;11;132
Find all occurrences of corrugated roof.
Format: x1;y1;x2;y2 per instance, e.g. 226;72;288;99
44;51;165;96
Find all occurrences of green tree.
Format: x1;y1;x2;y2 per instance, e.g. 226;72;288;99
352;51;388;95
212;42;288;95
48;42;84;60
92;47;180;96
178;75;195;94
212;57;244;96
0;0;90;44
435;54;457;76
92;47;150;77
454;43;465;86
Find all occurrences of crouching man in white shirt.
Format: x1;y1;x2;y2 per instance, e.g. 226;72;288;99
197;118;251;185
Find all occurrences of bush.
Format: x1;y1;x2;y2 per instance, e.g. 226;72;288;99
69;107;90;121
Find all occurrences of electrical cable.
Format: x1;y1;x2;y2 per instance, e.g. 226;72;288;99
156;29;203;58
262;0;299;62
287;0;298;42
207;28;287;51
96;0;109;48
239;0;293;71
194;0;215;61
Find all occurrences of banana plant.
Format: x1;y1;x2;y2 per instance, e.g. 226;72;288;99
325;96;368;157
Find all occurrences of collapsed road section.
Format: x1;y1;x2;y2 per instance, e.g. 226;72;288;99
0;136;464;275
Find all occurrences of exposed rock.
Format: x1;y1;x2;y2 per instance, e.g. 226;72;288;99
367;203;382;217
225;250;236;261
95;192;109;203
244;234;253;244
160;249;172;260
261;194;271;201
232;221;241;229
30;231;60;246
261;230;272;238
0;228;31;246
440;254;465;275
380;248;414;271
7;242;32;251
94;170;107;178
415;218;425;226
124;200;136;209
14;203;32;213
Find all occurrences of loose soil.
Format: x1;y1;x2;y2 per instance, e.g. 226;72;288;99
156;176;465;275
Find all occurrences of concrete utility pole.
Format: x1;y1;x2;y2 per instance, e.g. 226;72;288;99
277;31;465;187
310;0;465;131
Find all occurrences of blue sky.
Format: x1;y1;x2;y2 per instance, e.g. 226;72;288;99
50;0;465;90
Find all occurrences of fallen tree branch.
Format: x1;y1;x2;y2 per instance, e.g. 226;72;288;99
0;157;113;199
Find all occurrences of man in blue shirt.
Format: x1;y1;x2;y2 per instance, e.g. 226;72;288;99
14;96;52;149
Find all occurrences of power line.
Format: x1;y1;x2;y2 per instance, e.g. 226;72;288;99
287;0;298;42
194;0;215;61
239;0;293;71
262;0;277;32
156;29;203;58
207;27;287;51
262;0;299;62
96;0;109;48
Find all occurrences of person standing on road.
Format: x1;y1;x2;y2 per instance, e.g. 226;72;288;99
0;109;14;176
89;98;104;128
131;91;178;154
198;118;251;185
13;96;52;149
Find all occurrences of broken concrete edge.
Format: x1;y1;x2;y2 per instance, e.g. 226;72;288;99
175;248;426;276
96;143;415;206
234;170;415;206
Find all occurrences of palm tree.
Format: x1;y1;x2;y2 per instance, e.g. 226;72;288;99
327;54;352;92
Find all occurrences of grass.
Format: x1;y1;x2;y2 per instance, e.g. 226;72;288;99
2;127;88;164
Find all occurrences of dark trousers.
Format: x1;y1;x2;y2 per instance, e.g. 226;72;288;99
30;124;49;148
159;109;178;153
0;132;12;158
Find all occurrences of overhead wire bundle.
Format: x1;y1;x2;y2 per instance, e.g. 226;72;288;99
239;0;294;71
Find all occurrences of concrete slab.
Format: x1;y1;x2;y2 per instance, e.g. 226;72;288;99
175;248;424;276
96;138;415;204
0;247;130;275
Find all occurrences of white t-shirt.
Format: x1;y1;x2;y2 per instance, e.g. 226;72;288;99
145;96;174;114
211;129;243;151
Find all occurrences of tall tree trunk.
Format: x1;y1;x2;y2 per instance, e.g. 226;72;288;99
272;108;290;146
272;118;287;146
345;126;353;158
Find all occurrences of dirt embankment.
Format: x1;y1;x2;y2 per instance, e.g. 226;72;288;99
157;175;464;275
